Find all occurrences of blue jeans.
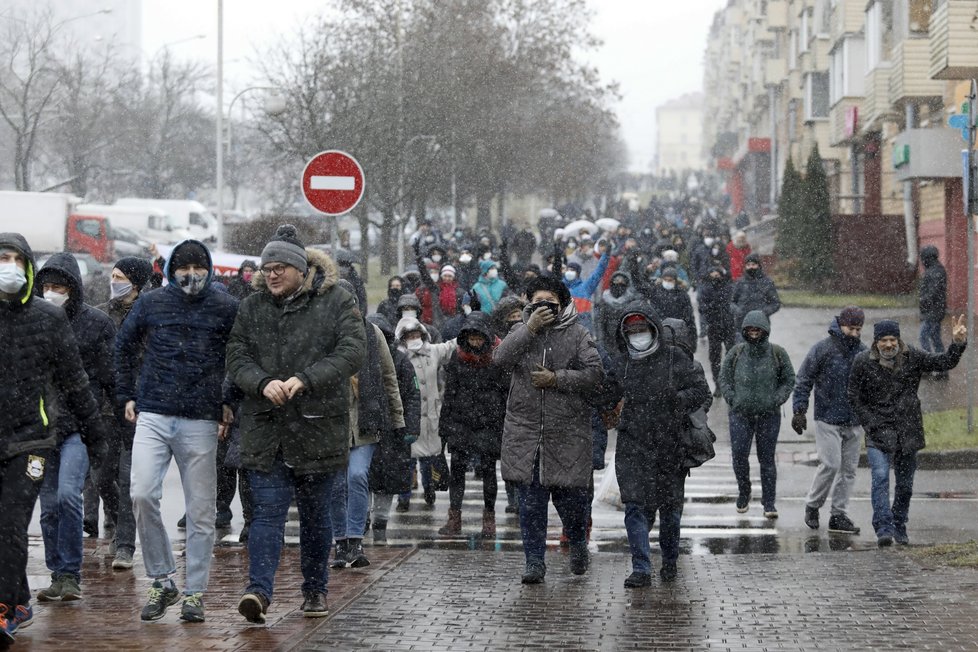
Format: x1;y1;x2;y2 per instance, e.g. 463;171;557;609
920;319;945;354
398;457;434;502
729;411;781;510
517;456;589;562
130;412;217;594
329;444;376;540
247;457;336;601
624;502;683;573
867;447;917;538
39;433;89;581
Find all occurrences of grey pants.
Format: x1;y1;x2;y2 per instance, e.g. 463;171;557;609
805;421;862;516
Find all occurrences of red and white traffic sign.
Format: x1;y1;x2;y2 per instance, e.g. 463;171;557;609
301;150;365;216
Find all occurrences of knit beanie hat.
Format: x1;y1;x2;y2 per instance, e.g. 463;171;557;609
113;257;153;289
168;241;210;271
838;306;865;327
873;320;901;342
261;224;307;274
440;264;457;277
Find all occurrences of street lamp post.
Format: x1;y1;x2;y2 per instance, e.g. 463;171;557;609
226;86;285;156
399;134;438;271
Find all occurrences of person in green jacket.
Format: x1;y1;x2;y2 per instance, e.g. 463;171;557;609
226;225;366;624
719;309;795;519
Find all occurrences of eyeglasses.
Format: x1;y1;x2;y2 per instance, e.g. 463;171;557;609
260;264;289;277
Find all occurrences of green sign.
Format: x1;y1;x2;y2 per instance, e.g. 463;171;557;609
893;143;910;169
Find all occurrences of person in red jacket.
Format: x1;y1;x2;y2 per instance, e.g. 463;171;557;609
726;231;752;281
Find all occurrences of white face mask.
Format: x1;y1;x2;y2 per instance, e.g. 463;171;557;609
0;262;26;295
628;332;654;351
462;305;472;315
486;268;499;280
110;281;133;300
430;273;439;283
661;281;675;291
431;254;442;263
564;271;578;282
407;338;424;351
703;237;715;247
711;246;720;256
459;254;473;264
401;309;418;321
482;252;493;261
44;290;69;307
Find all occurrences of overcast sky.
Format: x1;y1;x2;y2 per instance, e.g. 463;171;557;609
142;0;727;173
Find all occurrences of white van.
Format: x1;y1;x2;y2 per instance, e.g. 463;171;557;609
117;198;218;243
75;203;191;245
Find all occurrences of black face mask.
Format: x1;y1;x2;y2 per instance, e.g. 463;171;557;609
388;287;402;300
610;284;628;298
529;301;560;318
506;319;522;331
745;267;761;278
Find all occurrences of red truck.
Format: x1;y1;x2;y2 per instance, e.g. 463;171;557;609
0;191;114;263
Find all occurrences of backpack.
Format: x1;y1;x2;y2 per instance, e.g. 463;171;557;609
681;407;716;469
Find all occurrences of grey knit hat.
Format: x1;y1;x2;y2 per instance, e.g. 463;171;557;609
261;224;307;274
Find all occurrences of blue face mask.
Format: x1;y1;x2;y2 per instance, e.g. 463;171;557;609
0;262;26;295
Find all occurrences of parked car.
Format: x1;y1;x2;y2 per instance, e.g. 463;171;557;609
112;226;153;259
36;252;110;306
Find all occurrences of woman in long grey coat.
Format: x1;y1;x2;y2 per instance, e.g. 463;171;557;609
493;275;603;585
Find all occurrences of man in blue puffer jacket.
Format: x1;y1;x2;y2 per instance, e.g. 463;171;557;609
791;306;866;535
115;240;238;624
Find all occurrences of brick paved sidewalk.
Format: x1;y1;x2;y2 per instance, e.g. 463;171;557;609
16;537;412;651
305;547;978;651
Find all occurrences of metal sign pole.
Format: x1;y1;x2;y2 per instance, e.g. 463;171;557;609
967;80;977;434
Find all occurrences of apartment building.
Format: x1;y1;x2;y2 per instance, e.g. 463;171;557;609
655;92;707;176
704;0;978;310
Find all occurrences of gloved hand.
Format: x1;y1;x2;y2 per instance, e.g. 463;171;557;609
525;306;556;334
791;413;807;435
531;364;557;389
81;417;110;466
397;428;418;445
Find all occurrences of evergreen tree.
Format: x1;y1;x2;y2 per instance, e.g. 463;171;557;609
775;157;803;259
797;144;834;285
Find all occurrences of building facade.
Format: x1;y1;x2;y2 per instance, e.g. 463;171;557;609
704;0;978;310
655;92;707;176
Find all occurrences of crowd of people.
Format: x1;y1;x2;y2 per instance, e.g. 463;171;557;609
0;197;968;644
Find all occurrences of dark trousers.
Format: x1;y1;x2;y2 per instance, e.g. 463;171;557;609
113;445;136;554
518;456;589;562
216;437;237;524
83;432;120;533
1;452;46;607
708;329;735;385
448;446;497;511
729;411;781;510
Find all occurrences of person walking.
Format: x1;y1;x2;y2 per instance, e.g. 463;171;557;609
848;318;967;547
730;254;780;334
918;246;948;378
494;276;604;584
613;305;709;587
719;310;795;518
0;233;107;646
95;257;154;571
699;266;735;395
726;231;751;281
115;239;239;623
471;259;509;315
226;260;258;300
34;254;116;604
437;313;508;539
228;226;366;623
791;307;866;535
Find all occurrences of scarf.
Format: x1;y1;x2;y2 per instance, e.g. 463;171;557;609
456;336;501;368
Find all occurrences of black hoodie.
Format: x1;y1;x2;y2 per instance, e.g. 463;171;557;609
35;253;116;440
919;245;947;322
0;234;104;458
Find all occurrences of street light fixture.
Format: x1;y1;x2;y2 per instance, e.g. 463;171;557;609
226;86;286;156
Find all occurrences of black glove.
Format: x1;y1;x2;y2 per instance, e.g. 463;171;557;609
791;413;807;435
80;416;110;466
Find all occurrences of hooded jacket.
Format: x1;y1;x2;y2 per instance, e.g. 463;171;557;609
919;245;947;322
719;310;795;415
493;300;603;487
36;253;116;440
396;316;456;457
366;313;420;494
116;239;239;421
730;255;781;329
226;247;366;475
471;260;509;314
848;338;965;453
0;233;103;459
791;318;866;425
227;261;258;300
613;303;709;509
596;271;637;351
563;251;611;333
396;292;441;343
697;267;735;338
439;313;508;459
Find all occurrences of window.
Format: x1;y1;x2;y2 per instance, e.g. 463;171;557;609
789;30;798;69
799;9;810;52
190;212;205;227
893;0;930;37
77;219;102;238
866;0;893;70
805;72;830;119
829;36;867;104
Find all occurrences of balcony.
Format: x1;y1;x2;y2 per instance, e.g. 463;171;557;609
767;0;787;30
831;0;867;43
930;0;978;80
890;40;944;106
829;98;861;146
861;64;893;131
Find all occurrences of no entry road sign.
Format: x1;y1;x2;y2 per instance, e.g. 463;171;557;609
301;150;365;216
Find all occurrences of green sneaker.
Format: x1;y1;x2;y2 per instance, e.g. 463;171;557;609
36;575;64;602
60;575;82;601
180;593;205;623
140;580;180;621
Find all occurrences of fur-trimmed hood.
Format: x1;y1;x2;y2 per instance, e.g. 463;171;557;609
250;247;339;297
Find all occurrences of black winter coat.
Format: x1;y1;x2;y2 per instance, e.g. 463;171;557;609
919;246;947;322
369;346;420;494
697;275;735;339
644;285;696;353
36;253;116;442
0;233;103;460
612;302;710;511
848;341;965;453
731;271;780;329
